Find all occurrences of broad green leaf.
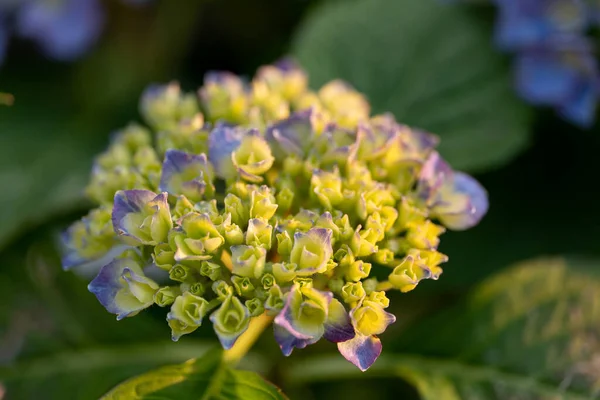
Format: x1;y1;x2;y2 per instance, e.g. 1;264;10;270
102;349;287;400
288;257;600;399
0;342;213;400
293;0;532;172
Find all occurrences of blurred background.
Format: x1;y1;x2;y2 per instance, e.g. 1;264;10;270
1;0;600;399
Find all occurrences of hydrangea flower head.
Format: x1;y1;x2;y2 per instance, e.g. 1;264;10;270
63;60;489;371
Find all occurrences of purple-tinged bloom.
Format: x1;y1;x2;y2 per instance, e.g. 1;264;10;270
16;0;104;61
338;299;395;371
265;109;315;159
208;124;245;180
493;0;587;50
514;37;599;127
418;152;489;230
159;150;215;202
274;285;354;356
338;335;383;372
112;190;173;245
88;253;158;320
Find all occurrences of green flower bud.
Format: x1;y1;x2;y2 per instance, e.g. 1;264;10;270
372;248;395;266
223;222;245;246
246;218;273;249
212;280;234;300
311;169;343;210
405;220;445;250
275;187;295;215
365;213;386;243
282;156;304;176
210;294;250;349
318;80;370;130
232;133;275;182
224;194;249;227
290;228;333;276
200;261;223;281
181;281;207;297
195;200;219;219
334;213;354;242
362;278;378;294
328;277;344;293
154;286;181;307
261;273;276;290
407;248;448;280
169;264;195;283
156;114;209;155
350;228;378;258
314;212;340;242
346;260;372;282
341;282;366;305
231;275;255;298
153;243;176;270
368;291;390;308
334;245;355;267
230;245;267;279
357;185;396;221
167;292;211;341
352;300;395;337
245;298;265;317
173;213;225;261
250;186;278;220
200;73;248;123
293;277;314;289
272;262;297;283
173;195;196;220
265;284;284;314
141;82;199;130
276;231;293;257
396;197;428;231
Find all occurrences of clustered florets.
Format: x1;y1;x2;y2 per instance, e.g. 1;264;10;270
62;60;488;371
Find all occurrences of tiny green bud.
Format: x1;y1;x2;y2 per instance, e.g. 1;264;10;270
275;186;295;215
362;278;378;294
372;248;395;266
245;298;265;317
261;273;276;290
311;169;343;210
328;277;344;293
224;194;249;226
265;285;284;314
230;245;267;278
169;264;195;283
276;231;293;257
341;282;366;305
180;281;207;297
200;261;223;281
246;218;273;249
167;292;211;341
212;280;234;300
368;291;390;308
272;262;297;283
405;220;446;250
154;286;181;307
232;134;275;182
210;294;251;349
346;260;372;282
250;186;278;220
153;243;176;270
231;275;255;297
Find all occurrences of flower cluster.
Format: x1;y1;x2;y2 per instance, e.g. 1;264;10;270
62;60;488;371
0;0;150;65
490;0;599;127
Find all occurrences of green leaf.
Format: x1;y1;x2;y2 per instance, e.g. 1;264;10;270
102;349;287;400
0;342;213;400
288;257;600;399
293;0;532;172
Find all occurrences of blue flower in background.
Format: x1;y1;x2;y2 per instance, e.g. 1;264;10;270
514;37;599;127
467;0;600;127
0;0;152;66
493;0;587;50
15;0;105;61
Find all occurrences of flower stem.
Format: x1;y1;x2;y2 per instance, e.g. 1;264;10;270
223;312;274;365
376;280;394;291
